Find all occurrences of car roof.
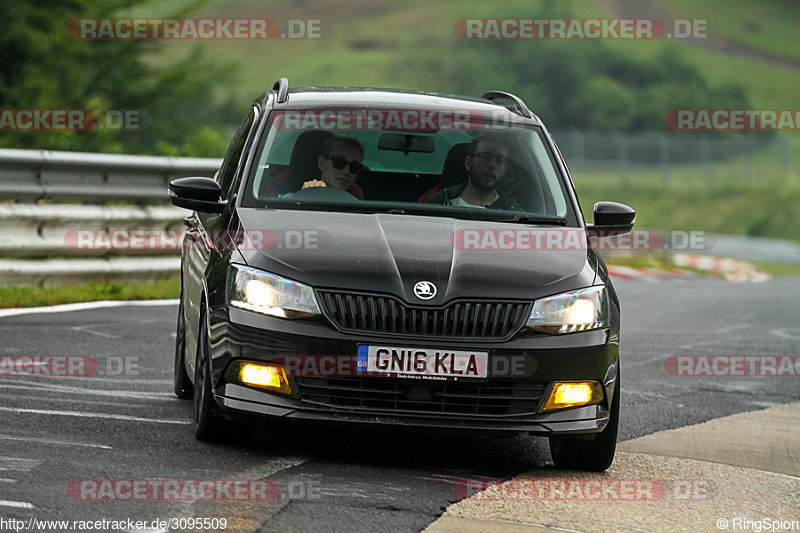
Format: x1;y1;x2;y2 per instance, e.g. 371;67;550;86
256;86;542;126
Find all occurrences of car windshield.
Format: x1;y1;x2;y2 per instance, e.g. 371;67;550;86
241;107;574;224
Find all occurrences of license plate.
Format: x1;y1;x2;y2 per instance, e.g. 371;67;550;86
357;345;488;379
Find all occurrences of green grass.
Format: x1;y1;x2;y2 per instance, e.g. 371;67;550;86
663;0;800;63
0;276;180;309
601;253;677;271
571;134;800;240
575;174;800;241
751;260;800;277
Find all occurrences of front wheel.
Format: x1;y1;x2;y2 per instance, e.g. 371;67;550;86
549;377;619;472
173;296;193;399
193;315;229;442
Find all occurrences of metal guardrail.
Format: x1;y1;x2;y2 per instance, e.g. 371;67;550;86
0;204;187;258
0;148;217;285
1;148;798;286
0;148;221;203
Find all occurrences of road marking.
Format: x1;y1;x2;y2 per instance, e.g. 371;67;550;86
625;354;667;367
0;457;42;471
0;381;174;400
236;456;312;478
0;406;190;424
0;500;34;509
624;389;670;401
0;378;173;384
6;394;152;409
69;325;119;339
0;478;17;483
66;318;162;339
0;435;112;449
771;328;800;340
0;299;178;318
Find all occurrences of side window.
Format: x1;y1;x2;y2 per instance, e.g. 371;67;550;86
217;107;257;199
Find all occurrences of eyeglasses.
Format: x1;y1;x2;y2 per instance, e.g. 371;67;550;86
471;152;508;166
324;154;366;174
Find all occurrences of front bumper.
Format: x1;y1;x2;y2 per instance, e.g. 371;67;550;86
207;307;619;435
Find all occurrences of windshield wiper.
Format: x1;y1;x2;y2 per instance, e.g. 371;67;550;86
483;213;568;225
258;200;563;224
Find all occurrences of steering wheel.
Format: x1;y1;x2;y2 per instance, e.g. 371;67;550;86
282;185;360;202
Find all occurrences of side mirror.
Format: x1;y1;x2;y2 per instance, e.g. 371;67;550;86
587;201;635;236
168;177;226;214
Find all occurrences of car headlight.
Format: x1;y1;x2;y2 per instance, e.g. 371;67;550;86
229;265;320;319
526;286;608;334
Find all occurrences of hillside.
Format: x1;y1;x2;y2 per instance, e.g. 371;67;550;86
138;0;800;114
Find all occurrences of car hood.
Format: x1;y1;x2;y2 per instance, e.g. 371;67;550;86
234;208;597;304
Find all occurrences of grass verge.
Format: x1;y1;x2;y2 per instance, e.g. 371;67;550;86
0;276;180;309
572;143;800;241
603;253;800;278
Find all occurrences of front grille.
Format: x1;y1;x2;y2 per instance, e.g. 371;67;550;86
317;290;530;339
295;377;548;416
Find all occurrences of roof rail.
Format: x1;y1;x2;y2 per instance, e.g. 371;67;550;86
273;77;289;103
482;91;532;119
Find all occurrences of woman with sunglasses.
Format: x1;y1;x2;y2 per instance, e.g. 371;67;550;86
301;135;366;195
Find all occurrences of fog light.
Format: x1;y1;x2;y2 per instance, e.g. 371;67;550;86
226;361;295;397
242;364;282;386
540;381;604;412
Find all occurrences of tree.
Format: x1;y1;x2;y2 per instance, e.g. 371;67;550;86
0;0;237;155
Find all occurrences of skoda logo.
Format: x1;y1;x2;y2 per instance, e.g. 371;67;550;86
413;281;437;300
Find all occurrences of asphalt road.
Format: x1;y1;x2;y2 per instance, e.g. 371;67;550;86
1;278;798;532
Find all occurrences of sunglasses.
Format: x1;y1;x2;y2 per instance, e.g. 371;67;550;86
324;154;367;174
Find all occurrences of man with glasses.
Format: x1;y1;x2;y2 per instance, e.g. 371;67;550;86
426;134;520;209
301;135;366;194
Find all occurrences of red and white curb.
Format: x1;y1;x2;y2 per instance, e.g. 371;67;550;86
607;255;772;282
672;253;772;282
606;266;694;281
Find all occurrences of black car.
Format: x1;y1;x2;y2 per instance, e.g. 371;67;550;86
170;78;635;471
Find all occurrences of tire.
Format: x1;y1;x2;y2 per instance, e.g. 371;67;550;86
549;377;620;472
193;315;229;442
173;296;193;399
